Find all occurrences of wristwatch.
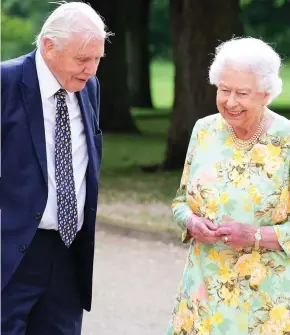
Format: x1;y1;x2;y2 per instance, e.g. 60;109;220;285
254;228;262;250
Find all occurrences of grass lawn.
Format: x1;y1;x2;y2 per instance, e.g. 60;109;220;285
97;60;290;232
98;118;178;232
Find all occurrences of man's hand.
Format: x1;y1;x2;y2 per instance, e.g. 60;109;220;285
187;214;220;244
215;221;256;250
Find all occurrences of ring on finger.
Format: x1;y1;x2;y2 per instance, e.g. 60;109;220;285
224;235;229;243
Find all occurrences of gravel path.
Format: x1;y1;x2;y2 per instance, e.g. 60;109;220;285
82;227;187;335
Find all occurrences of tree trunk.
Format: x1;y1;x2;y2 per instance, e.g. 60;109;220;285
89;0;138;133
126;0;153;108
163;0;240;169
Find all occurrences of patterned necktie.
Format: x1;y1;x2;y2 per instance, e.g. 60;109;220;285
54;89;78;247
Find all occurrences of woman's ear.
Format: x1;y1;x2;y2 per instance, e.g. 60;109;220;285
262;92;270;106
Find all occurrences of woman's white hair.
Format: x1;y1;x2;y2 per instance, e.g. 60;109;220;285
209;37;283;104
35;1;112;48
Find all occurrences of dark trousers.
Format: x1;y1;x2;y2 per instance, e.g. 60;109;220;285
1;229;83;335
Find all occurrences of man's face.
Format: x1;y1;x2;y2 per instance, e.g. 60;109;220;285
44;34;105;92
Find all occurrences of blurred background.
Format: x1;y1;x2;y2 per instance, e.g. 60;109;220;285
2;0;290;235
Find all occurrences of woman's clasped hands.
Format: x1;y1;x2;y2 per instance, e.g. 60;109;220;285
187;214;219;244
187;214;255;249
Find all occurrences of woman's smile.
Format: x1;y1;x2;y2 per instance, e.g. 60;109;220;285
224;108;246;118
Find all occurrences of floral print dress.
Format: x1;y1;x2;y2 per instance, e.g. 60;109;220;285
167;111;290;335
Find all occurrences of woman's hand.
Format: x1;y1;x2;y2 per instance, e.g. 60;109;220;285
217;222;283;251
215;221;256;250
187;214;220;244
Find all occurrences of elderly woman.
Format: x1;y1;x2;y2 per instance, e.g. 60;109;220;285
167;37;290;335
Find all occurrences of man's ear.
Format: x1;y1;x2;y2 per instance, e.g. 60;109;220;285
42;38;55;60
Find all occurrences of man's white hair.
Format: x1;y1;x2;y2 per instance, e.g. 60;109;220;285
209;37;283;104
35;1;111;48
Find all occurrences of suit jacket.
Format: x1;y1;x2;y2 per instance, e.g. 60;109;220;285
0;50;102;311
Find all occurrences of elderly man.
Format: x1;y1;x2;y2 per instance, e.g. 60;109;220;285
1;2;108;334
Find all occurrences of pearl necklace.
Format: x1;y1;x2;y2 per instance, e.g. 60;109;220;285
228;112;268;150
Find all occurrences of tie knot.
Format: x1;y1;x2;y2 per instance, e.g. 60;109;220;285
55;89;66;101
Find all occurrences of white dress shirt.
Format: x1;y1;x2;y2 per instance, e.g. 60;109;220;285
35;49;88;231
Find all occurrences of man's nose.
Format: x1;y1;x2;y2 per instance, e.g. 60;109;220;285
84;60;98;76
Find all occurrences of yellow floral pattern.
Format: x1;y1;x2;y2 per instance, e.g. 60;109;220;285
168;113;290;335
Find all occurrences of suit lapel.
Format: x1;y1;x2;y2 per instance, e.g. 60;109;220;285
77;89;98;185
21;51;48;187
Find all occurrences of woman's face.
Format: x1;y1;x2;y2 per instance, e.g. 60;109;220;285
216;67;269;129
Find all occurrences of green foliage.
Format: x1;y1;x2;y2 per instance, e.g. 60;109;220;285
240;0;288;7
1;0;55;60
240;0;252;6
1;11;35;60
3;0;54;22
241;0;290;57
149;0;290;60
149;0;172;60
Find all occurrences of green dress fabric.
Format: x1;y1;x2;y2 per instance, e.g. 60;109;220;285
167;111;290;335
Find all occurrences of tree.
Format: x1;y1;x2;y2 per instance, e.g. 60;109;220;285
127;0;153;108
163;0;241;169
241;0;290;57
89;0;138;133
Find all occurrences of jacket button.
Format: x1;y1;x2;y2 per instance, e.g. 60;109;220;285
19;245;27;253
34;213;42;220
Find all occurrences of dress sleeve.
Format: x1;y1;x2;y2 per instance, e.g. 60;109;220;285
172;119;201;243
273;169;290;257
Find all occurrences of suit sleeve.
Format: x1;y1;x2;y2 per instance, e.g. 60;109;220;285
1;63;12;144
86;76;101;133
172;119;201;243
94;76;101;130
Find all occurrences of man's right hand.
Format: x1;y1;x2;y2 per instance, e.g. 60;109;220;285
187;214;220;244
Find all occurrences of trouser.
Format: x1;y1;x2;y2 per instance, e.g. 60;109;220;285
1;229;83;335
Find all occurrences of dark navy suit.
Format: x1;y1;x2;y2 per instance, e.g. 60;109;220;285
1;50;102;334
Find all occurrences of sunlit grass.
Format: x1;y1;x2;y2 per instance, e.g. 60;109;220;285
275;62;290;108
150;61;174;110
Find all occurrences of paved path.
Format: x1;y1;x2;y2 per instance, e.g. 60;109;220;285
82;227;187;335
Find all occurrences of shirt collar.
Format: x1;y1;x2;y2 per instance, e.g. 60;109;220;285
35;49;75;102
